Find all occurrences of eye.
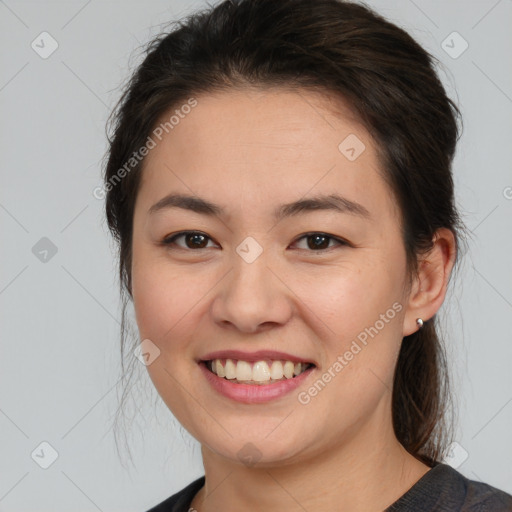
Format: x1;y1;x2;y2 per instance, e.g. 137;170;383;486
161;231;218;250
291;232;348;251
161;231;349;252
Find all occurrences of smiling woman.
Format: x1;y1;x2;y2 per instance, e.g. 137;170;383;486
102;1;512;511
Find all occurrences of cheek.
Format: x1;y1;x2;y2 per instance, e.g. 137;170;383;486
130;258;213;434
297;258;402;338
294;256;405;398
131;248;209;345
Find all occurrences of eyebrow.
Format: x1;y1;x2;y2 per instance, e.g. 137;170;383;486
148;192;371;220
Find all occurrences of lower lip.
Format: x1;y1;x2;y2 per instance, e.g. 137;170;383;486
198;361;315;404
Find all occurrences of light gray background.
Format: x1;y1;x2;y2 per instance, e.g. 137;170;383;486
1;0;511;510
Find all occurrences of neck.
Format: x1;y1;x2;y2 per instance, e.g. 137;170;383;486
190;404;431;511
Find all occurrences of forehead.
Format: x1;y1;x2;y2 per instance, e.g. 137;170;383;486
136;87;399;225
153;87;368;158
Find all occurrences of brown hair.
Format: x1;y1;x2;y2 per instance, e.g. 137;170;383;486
103;0;466;466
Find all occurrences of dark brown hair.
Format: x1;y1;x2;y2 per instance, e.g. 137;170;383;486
103;0;465;466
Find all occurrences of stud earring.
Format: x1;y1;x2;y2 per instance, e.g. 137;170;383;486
416;318;424;329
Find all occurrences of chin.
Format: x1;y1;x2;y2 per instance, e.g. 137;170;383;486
199;429;316;469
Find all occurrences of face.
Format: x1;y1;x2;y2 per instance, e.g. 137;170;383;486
131;87;412;467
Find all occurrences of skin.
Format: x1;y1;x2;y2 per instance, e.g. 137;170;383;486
130;87;456;511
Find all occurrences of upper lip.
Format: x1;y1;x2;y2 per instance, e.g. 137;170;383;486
198;350;317;366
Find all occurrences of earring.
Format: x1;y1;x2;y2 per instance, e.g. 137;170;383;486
416;318;424;329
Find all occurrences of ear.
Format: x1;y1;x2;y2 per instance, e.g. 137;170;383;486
403;228;457;336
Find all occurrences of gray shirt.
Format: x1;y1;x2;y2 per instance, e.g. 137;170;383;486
146;462;512;511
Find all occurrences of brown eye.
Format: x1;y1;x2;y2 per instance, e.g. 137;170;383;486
292;232;347;251
184;233;209;248
162;231;217;250
307;234;330;250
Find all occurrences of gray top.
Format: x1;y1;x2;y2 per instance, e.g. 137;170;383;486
146;462;512;511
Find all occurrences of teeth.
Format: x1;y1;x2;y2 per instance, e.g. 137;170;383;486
283;361;295;379
207;358;311;384
236;360;252;381
215;359;226;378
253;361;271;382
270;360;283;380
225;359;237;379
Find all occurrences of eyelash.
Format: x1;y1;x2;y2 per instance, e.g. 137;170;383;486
160;231;349;252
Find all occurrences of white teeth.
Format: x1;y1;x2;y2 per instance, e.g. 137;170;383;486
207;358;311;384
283;361;295;379
252;361;271;382
215;359;226;378
236;360;252;381
270;360;284;380
225;359;237;379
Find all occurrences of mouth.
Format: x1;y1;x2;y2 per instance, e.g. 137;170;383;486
200;358;316;385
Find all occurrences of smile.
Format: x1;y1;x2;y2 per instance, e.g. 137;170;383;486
205;358;315;385
198;358;316;404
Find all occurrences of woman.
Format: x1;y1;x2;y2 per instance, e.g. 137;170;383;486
102;0;512;510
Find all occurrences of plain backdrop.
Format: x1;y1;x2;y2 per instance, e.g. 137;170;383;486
1;0;511;510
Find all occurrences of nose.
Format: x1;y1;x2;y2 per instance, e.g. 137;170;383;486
210;251;293;334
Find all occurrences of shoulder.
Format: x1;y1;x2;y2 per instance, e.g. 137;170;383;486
386;462;512;511
145;476;205;512
462;472;512;512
